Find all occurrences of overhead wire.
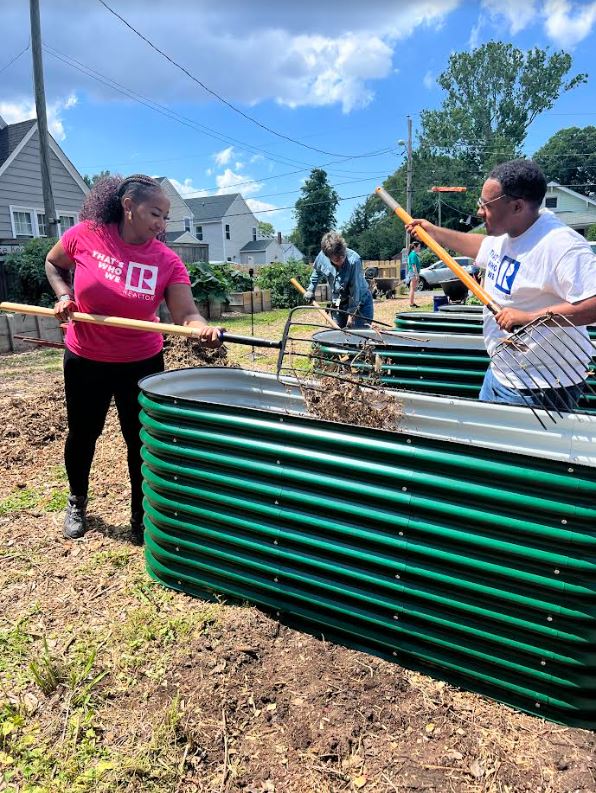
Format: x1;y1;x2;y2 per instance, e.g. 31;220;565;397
0;42;30;75
96;0;394;160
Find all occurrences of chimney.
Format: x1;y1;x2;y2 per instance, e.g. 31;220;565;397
277;231;282;244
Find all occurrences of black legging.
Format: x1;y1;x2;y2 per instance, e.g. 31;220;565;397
63;349;164;514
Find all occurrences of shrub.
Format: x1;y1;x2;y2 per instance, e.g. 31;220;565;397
255;260;312;308
209;263;253;293
587;224;596;241
186;262;230;304
4;237;59;306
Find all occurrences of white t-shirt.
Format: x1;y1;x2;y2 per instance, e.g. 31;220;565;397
476;211;596;389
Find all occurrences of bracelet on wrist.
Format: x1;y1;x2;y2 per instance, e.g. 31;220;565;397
57;294;73;302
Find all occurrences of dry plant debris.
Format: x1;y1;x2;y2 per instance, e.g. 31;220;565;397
300;343;403;430
163;334;232;370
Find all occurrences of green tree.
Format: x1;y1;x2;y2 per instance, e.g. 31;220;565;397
257;221;275;238
533;126;596;195
420;41;587;179
83;170;112;188
294;169;339;262
587;224;596;241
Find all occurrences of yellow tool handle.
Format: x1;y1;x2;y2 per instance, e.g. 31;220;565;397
375;186;500;315
0;301;282;349
0;301;203;337
289;278;343;331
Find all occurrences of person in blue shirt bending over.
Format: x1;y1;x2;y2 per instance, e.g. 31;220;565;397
303;231;374;328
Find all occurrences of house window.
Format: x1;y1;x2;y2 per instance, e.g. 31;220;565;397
545;197;557;209
227;257;232;262
12;209;34;237
225;224;230;240
252;227;257;241
37;213;47;236
59;214;76;231
184;217;192;233
195;225;203;240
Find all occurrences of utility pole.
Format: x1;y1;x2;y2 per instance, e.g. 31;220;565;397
30;0;59;238
405;115;413;249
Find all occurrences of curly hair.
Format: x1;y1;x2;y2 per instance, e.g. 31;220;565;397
79;174;163;226
321;231;347;260
488;159;547;207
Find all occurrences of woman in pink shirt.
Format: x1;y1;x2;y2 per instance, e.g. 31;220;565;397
45;174;222;544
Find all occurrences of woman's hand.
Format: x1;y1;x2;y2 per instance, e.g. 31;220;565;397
187;321;223;348
53;297;77;322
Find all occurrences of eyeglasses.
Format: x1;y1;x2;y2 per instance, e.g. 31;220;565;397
476;193;522;209
476;194;507;209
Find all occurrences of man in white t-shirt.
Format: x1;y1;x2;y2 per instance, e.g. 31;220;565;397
407;159;596;410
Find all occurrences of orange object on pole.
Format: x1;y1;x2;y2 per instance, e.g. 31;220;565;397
430;186;467;192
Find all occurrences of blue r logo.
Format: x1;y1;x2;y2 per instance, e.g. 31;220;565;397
494;255;520;296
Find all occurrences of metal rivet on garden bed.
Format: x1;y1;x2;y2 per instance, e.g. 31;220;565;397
402;487;407;492
541;660;547;666
561;519;567;525
554;569;560;575
547;616;553;622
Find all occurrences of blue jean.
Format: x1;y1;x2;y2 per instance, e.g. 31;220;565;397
335;290;374;329
479;366;584;412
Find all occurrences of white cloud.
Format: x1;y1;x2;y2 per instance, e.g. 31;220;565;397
245;198;283;217
2;1;463;114
167;177;208;197
215;168;263;195
213;146;234;166
480;0;539;35
480;0;596;46
0;93;77;141
543;0;596;48
423;70;434;89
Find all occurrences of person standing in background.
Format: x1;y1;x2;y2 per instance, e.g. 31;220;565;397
407;240;422;308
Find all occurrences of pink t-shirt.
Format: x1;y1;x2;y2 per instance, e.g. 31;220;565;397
61;221;191;363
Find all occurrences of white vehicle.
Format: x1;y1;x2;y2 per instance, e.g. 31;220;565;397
417;256;478;290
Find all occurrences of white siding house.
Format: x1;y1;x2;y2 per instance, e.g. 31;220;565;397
0;115;88;248
156;176;194;236
185;193;260;262
240;235;304;265
542;182;596;236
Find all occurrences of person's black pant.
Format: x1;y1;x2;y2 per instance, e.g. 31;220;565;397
63;349;164;515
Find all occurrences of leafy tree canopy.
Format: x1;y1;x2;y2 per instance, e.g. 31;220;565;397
83;170;112;188
294;169;339;261
533;126;596;196
419;41;587;178
257;221;275;238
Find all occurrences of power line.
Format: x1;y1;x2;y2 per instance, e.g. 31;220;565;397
45;44;397;197
0;42;30;75
96;0;393;161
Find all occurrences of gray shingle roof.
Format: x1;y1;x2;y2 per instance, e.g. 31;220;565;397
0;119;37;168
240;239;274;252
185;193;239;222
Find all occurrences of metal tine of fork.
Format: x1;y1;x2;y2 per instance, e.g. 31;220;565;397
533;313;596;401
489;353;553;429
492;338;561;421
501;321;581;412
493;333;563;408
519;315;592;396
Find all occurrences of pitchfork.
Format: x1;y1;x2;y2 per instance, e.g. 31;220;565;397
376;186;596;428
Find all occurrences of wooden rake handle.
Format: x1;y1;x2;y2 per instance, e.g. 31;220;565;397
289;278;343;331
0;302;281;349
375;186;500;315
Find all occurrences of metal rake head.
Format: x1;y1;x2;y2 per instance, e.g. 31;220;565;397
491;312;595;428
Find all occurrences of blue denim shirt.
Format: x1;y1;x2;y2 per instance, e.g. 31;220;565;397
307;248;370;315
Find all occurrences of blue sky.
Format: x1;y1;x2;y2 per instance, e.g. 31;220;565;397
2;0;596;235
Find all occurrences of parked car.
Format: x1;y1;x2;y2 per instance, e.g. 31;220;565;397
417;256;478;290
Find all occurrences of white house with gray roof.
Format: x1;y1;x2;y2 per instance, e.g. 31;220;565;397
184;193;260;263
0;115;88;251
240;234;304;265
542;182;596;236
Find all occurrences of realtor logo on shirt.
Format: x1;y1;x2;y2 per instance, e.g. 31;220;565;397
494;255;521;296
125;262;158;295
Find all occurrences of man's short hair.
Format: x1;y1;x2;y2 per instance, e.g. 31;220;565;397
489;159;547;207
321;231;347;260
